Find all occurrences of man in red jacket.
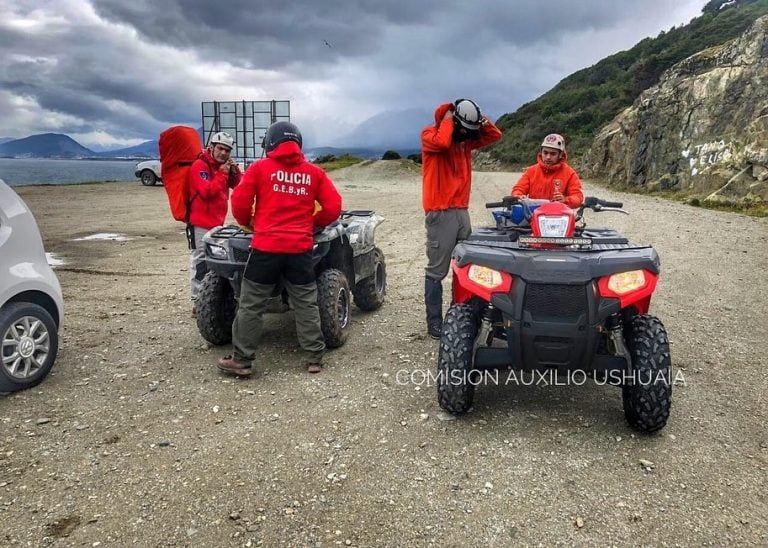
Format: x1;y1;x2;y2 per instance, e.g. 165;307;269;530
511;133;583;208
421;99;502;339
217;121;342;377
187;131;242;316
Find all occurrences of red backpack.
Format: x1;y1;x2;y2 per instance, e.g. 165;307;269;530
158;126;202;222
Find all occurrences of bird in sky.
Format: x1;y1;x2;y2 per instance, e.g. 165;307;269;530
323;39;332;49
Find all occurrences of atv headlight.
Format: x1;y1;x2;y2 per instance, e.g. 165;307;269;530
206;242;229;260
468;265;503;289
607;270;646;294
537;215;570;237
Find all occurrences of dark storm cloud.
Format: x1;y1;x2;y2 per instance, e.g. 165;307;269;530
0;0;706;147
92;0;446;70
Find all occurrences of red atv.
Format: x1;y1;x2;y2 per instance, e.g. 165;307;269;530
437;196;672;432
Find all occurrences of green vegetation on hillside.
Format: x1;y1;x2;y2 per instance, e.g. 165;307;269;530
490;0;768;168
313;154;364;171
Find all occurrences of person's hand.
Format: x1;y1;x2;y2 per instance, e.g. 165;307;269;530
443;110;453;121
220;158;236;173
552;190;565;203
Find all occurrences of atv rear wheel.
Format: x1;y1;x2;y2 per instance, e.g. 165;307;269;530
622;314;672;433
437;304;478;415
196;271;236;345
353;247;386;311
317;268;350;348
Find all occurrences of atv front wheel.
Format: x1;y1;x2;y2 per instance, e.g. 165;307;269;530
353;247;387;311
437;304;478;415
196;271;237;345
622;314;672;433
317;269;350;348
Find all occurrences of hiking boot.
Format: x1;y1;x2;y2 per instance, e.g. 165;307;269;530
217;356;252;377
306;362;323;374
427;319;442;340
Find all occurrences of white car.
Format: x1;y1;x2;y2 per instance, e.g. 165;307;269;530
0;179;64;393
135;159;161;186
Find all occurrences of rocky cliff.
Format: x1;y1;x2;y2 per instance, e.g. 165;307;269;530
582;15;768;204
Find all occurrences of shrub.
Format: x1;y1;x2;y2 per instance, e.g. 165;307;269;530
407;153;422;164
382;150;401;160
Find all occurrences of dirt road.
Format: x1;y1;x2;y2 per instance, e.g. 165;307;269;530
4;160;767;546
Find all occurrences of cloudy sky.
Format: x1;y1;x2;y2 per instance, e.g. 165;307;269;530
1;0;707;149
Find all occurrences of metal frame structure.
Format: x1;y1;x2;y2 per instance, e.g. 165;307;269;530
201;100;290;166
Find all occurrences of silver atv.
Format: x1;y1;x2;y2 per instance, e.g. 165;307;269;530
196;210;386;348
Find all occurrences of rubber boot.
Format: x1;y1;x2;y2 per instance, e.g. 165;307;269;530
425;277;443;340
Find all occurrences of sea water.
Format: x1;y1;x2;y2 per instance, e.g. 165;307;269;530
0;157;143;187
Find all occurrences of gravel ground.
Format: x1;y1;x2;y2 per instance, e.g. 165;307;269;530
4;161;767;546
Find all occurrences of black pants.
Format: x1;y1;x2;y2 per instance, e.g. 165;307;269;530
244;249;316;285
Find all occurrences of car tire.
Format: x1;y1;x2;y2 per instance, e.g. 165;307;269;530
352;247;387;312
0;302;59;393
196;272;236;345
622;314;672;433
317;269;350;348
140;170;158;186
437;304;478;415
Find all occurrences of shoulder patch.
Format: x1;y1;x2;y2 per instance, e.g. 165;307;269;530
199;171;209;181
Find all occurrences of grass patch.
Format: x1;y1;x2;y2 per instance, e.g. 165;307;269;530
587;179;768;217
313;154;365;171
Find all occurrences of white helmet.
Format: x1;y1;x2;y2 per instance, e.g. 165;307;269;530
453;99;482;130
541;133;565;152
210;131;235;150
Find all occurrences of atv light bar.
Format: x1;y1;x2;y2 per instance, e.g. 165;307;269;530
518;236;592;247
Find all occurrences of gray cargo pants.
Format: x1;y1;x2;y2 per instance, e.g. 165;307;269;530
424;208;472;280
189;225;208;304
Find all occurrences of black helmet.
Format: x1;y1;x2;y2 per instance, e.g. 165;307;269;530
263;121;302;153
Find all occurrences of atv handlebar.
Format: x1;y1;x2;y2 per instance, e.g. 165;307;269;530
583;196;623;209
485;196;625;210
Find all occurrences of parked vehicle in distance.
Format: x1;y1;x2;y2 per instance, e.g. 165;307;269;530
135;160;161;186
0;179;64;393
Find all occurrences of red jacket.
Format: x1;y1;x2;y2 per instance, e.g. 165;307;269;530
421;103;502;213
188;150;242;229
511;151;584;208
231;141;342;254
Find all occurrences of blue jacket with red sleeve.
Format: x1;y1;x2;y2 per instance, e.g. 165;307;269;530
188;150;242;229
231;141;343;254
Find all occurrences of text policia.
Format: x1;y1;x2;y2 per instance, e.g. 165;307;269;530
271;169;312;196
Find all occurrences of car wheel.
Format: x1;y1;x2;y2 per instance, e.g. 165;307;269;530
0;302;59;393
140;170;157;186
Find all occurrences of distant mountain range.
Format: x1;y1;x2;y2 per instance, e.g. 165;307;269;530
0;107;433;160
0;133;158;159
